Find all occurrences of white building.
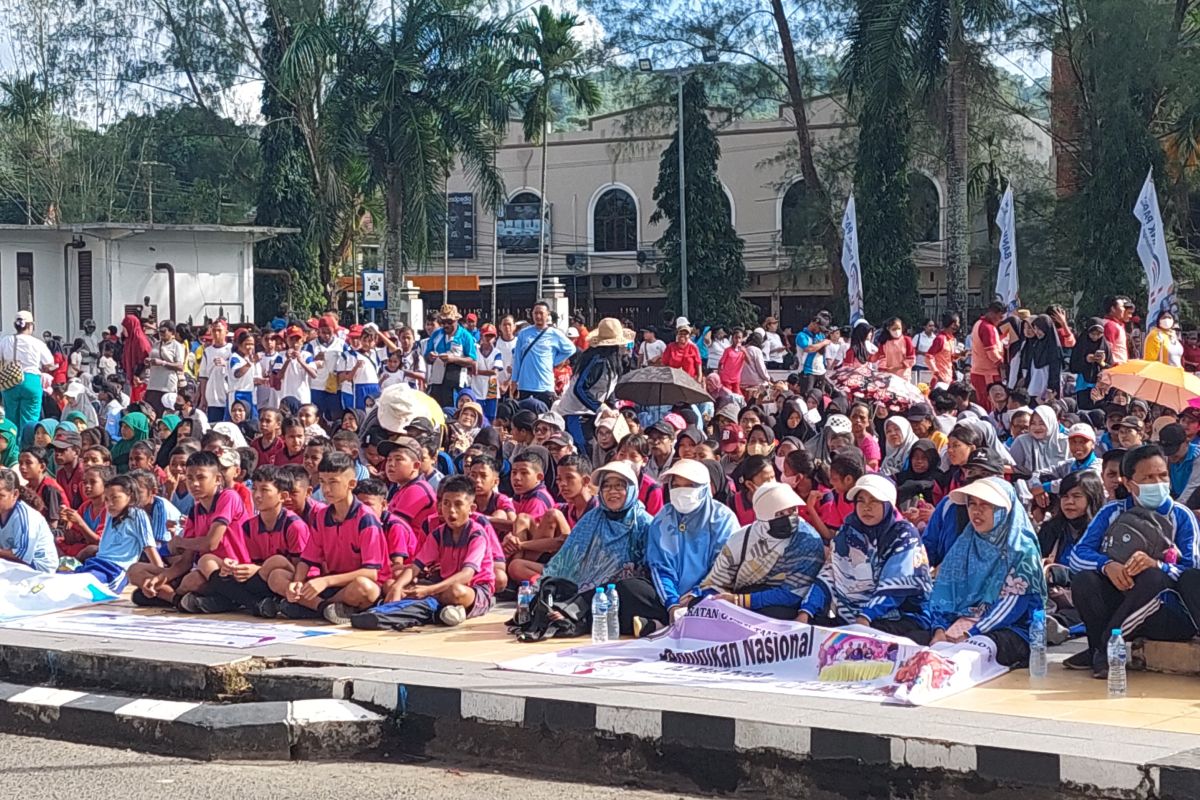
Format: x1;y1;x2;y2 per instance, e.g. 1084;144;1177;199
0;223;296;339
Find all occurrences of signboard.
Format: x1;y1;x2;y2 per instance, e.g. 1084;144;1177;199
498;201;551;254
447;192;476;259
362;270;386;308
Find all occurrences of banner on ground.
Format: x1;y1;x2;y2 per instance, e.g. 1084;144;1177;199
995;186;1019;312
841;195;865;326
501;598;1007;706
0;562;118;623
1134;169;1176;329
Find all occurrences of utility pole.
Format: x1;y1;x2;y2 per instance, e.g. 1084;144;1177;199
676;70;689;319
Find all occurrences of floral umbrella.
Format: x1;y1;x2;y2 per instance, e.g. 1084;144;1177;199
826;363;926;411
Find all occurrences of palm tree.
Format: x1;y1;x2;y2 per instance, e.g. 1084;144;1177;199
513;5;601;298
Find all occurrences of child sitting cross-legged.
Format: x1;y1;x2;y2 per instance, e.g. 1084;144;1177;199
352;478;416;600
385;476;496;627
74;474;164;593
59;465;110;560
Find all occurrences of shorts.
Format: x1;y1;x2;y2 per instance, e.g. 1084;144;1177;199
467;585;495;618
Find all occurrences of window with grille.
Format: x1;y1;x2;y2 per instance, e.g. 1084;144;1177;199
16;252;33;312
78;251;94;325
593;188;638;253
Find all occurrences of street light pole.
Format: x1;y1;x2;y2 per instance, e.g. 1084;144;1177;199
675;70;689;319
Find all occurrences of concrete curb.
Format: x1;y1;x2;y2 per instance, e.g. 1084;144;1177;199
0;680;384;761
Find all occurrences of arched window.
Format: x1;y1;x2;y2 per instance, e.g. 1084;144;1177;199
908;173;940;243
510;191;540;206
593;188;638;252
780;179;824;247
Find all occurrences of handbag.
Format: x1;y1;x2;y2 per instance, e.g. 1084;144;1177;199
0;337;25;391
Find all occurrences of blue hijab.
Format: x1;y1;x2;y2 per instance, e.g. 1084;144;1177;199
929;480;1047;620
831;501;932;623
543;475;651;592
647;482;737;606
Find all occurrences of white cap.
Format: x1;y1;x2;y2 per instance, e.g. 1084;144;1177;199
949;476;1013;510
537;411;565;431
592;460;638;488
567;327;579;338
14;310;32;324
752;482;804;521
63;382;84;400
826;414;853;435
675;316;692;331
1066;423;1096;443
660;458;710;486
846;474;898;505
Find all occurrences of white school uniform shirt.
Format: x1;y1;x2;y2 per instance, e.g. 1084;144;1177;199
494;336;517;390
272;349;316;405
707;337;728;370
341;349;380;396
198;343;233;408
226;352;260;395
471;346;505;400
303;338;352;394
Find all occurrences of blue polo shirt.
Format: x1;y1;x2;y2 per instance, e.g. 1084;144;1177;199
512;325;576;393
796;330;826;374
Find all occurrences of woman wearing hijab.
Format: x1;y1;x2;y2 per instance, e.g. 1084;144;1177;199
615;458;737;637
120;314;152;381
775;397;815;444
829;474;933;642
807;414;854;463
929;477;1047;666
701;483;827;620
1025;315;1062;401
706;372;743;414
0;412;18;468
110;411;151;474
880;417;919;477
1008;405;1068;477
895;439;946;506
1070;318;1111;411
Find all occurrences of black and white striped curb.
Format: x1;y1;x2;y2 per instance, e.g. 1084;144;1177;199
352;679;1199;800
0;680;384;760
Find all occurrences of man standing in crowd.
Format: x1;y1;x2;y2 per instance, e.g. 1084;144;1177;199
762;316;788;369
197;320;233;424
795;312;831;394
424;304;477;408
913;319;937;383
0;311;54;432
1103;295;1132;365
969;302;1006;411
512;301;576;408
144;321;186;414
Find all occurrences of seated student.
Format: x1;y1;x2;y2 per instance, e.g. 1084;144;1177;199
302;435;331;498
269;452;385;624
1068;444;1199;678
163;442;200;517
701;482;826;620
60;465;110;559
129;469;183;557
74;474;163;592
730;455;776;526
18;448;70;540
1158;423;1200;509
1037;470;1105;642
380;437;437;532
251;409;286;467
0;467;59;572
829;474;933;643
895;439;947;509
51;428;85;508
386;476;497;626
353;477;416;594
928;477;1047;666
920;449;1005;567
331;430;370;481
127;441;166;486
277;417;308;467
506;454;597;583
1004;409;1031;447
111;411;151;473
1029;423;1100;512
509;450;554;520
1100;448;1126;501
613;459;736;637
81;445;113;470
187;466;312;615
469;455;515;533
280;464;324;525
809;450;864;541
418;438;447;491
128;450;249;607
615;433;664;516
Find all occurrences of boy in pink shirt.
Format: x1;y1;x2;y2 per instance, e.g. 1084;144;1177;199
381;437;437;533
353;478;416;586
387;476;495;626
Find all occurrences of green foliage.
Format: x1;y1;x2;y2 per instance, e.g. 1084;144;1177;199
651;76;756;327
514;5;603;146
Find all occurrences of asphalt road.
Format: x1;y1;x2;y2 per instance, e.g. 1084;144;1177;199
0;733;712;800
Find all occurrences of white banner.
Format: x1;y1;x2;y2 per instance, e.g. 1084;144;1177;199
0;562;118;623
841;195;865;325
501;598;1007;706
995;186;1019;312
1134;169;1176;328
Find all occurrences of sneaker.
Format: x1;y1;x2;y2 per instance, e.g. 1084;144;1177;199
1063;649;1093;670
178;593;234;614
322;601;354;625
1045;616;1072;646
253;597;279;619
1091;650;1110;680
130;589;173;608
439;605;467;627
279;600;322;620
632;616;661;639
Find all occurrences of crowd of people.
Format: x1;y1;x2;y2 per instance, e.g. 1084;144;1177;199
1;291;1199;680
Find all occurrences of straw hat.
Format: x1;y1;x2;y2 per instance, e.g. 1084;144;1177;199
437;304;462;320
589;317;632;347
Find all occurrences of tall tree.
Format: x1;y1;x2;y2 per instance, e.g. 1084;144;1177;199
651;76;754;326
513;5;601;297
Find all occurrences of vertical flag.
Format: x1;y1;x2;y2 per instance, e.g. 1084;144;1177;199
994;186;1019;312
841;195;865;325
1133;168;1176;329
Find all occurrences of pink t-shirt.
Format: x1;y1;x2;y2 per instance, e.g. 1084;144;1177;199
378;510;417;583
817;491;854;530
638;473;664;516
718;347;746;387
420;511;506;566
242;509;310;564
1104;318;1128;364
184;488;250;563
413;518;496;591
476;491;515;517
301;499;387;578
857;435;881;466
387;477;437;532
513;484;554;517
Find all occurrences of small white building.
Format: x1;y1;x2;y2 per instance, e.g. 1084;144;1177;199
0;223;297;340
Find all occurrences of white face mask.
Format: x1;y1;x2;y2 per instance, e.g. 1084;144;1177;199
671;485;706;515
1159;318;1175;331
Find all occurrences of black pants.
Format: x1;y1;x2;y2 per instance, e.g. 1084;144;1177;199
518;389;557;409
798;374;831;397
204;573;275;610
614;577;668;634
429;381;457;409
979;628;1031;668
1073;568;1196;654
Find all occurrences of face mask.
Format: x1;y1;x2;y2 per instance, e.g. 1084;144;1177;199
767;513;798;538
1160;319;1175;331
890;329;902;339
671;485;706;514
775;455;785;473
747;443;770;456
1134;481;1171;509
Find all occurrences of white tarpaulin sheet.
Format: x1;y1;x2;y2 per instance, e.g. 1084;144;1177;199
0;562;118;623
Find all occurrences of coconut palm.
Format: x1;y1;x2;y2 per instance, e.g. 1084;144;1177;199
513;5;601;298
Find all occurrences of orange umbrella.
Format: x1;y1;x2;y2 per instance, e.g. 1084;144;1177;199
1103;359;1200;411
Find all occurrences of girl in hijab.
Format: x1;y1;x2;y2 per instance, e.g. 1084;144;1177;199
1025;315;1062;401
1008;405;1068;477
807;413;853;463
929;478;1047;666
110;411;150;474
745;424;775;458
701;483;827;620
829;474;933;642
228;399;260;441
1070;319;1111;411
895;439;946;506
120;314;152;381
880;417;919;477
155;414;192;469
615;458;737;637
154;413;181;444
706;372;743;414
774;398;814;443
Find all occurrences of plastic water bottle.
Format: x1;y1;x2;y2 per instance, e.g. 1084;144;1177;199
606;583;620;640
1108;628;1127;698
591;587;610;644
516;581;534;625
1028;609;1048;679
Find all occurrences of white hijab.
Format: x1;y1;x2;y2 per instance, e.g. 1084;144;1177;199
880;417;918;477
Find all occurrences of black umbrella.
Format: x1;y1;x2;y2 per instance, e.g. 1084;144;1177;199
615;366;712;407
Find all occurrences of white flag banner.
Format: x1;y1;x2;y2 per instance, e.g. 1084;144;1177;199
994;186;1019;311
1134;169;1176;328
841;195;865;325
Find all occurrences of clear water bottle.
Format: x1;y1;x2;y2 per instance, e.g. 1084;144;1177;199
591;587;610;644
516;581;534;626
1108;628;1127;698
606;583;620;640
1028;609;1048;679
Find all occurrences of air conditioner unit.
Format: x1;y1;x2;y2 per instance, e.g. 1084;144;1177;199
600;275;615;289
565;252;588;271
618;274;636;289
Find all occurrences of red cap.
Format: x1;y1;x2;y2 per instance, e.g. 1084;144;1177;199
348;324;364;338
285;325;305;339
720;426;747;451
481;323;497;336
306;317;320;329
465;312;478;322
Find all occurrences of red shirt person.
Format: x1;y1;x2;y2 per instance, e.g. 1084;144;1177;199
969;302;1007;411
661;324;703;382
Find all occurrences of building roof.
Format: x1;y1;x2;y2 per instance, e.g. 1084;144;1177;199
0;223;299;242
